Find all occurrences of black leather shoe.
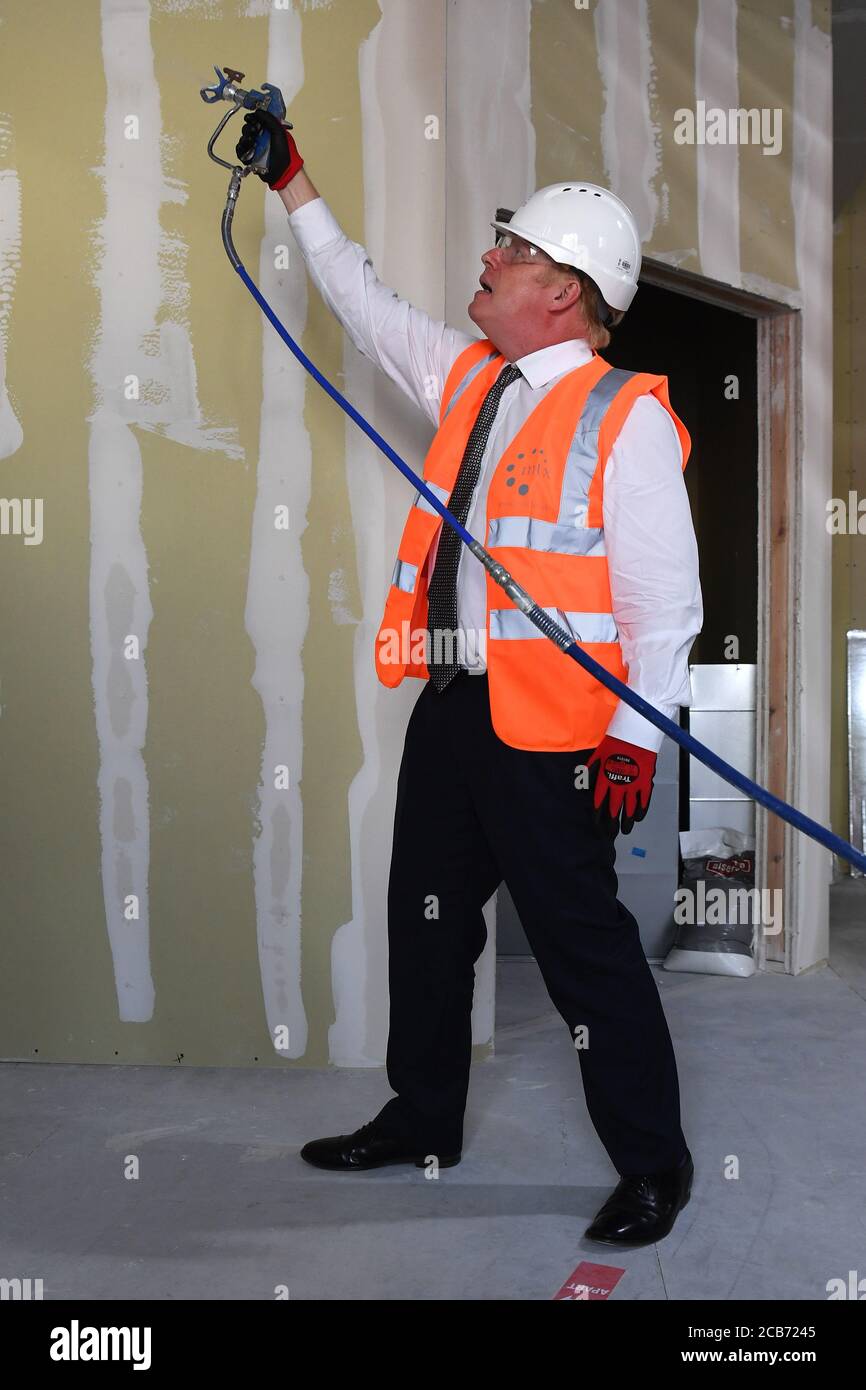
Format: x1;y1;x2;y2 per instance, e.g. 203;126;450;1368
300;1120;462;1172
584;1151;693;1247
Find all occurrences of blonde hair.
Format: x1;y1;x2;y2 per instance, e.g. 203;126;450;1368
541;261;625;350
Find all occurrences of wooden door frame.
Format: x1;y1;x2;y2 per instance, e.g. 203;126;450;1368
640;257;801;970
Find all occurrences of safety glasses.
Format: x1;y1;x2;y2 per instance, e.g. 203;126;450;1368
494;232;557;265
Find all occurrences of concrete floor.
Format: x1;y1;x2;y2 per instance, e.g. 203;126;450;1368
2;880;865;1301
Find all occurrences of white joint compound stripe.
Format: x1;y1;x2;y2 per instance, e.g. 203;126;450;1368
328;0;438;1068
595;0;659;241
0;151;23;458
695;0;741;285
245;6;309;1058
91;0;246;1023
791;0;832;973
90;0;162;1022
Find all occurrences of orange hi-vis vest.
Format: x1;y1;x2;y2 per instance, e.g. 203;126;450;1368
375;338;691;752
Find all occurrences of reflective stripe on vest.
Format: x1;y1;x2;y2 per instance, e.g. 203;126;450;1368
442;349;499;420
556;366;636;536
391;480;451;591
410;479;450;518
391;557;419;593
489;608;619;644
486;515;607;557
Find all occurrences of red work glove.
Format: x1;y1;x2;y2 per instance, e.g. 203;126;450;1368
235;108;304;191
587;735;657;836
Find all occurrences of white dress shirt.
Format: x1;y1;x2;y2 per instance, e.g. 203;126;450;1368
286;196;703;753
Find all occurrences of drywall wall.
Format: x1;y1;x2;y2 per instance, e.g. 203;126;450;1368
0;0;833;1070
831;171;866;855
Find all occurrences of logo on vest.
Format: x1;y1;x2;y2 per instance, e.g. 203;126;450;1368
503;447;550;495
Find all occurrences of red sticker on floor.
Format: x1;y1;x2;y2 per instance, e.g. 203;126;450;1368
553;1261;625;1300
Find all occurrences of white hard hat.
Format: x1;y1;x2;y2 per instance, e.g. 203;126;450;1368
491;182;642;314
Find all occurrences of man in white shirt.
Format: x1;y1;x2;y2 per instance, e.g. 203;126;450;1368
237;111;702;1248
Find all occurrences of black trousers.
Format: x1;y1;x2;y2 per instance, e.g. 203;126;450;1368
374;670;688;1176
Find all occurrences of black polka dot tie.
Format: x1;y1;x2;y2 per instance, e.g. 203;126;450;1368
426;361;522;691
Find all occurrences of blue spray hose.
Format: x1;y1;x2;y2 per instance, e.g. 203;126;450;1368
232;257;864;876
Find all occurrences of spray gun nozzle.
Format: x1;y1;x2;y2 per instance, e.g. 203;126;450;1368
200;62;291;187
200;64;251;106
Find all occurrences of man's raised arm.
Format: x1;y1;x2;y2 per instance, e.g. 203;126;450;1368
237;109;474;425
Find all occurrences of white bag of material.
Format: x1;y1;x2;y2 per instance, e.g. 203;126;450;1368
663;827;757;977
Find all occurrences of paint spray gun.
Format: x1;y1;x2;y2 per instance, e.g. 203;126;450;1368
200;64;291;174
199;64;292;266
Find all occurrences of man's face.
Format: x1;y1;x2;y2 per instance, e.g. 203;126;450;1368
468;233;561;342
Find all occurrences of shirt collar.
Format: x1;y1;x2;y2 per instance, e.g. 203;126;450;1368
512;337;594;389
